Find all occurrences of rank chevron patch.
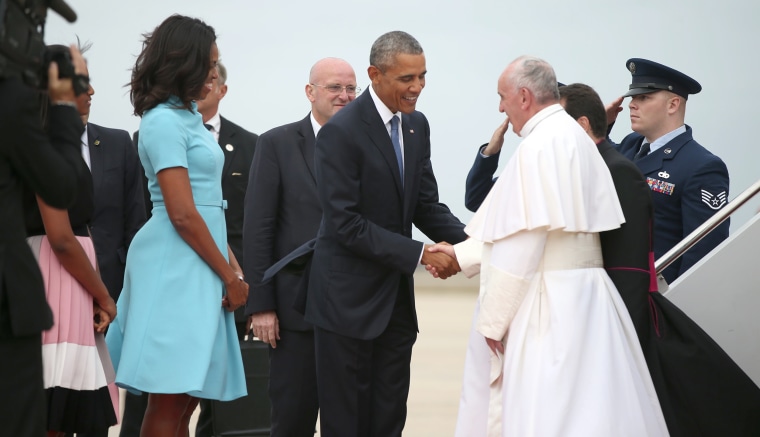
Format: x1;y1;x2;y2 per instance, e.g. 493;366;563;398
701;189;727;210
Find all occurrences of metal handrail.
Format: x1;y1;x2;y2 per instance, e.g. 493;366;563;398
655;179;760;275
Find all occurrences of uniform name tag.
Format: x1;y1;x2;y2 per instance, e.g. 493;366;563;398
647;177;675;195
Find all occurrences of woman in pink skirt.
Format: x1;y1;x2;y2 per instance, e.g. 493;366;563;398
26;78;119;436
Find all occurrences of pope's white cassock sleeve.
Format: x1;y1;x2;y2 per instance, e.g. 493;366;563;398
475;229;546;341
454;232;546;340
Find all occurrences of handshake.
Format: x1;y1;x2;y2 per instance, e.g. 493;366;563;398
421;242;460;279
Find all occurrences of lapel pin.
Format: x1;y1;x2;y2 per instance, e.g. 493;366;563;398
225;144;234;152
94;139;100;146
409;129;414;134
664;148;672;154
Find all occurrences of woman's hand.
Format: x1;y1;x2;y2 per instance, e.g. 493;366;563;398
222;275;249;312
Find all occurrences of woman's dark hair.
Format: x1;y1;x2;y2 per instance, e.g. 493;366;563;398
130;15;216;116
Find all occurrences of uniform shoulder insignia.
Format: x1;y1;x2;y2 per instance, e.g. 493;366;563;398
701;189;727;210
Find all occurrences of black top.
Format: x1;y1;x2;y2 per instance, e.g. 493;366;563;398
24;134;93;237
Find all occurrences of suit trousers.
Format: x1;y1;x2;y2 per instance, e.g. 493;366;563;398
0;333;47;437
269;329;319;437
314;283;417;437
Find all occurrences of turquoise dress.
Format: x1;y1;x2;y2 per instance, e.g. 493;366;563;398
106;97;245;401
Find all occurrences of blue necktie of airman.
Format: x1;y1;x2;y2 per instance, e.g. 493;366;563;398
390;115;404;187
634;142;650;161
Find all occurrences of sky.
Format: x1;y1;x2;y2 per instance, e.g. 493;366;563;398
45;0;760;240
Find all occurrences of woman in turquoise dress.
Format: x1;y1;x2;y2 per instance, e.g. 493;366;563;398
105;15;248;436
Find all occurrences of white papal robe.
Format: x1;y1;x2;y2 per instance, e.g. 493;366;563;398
454;105;668;436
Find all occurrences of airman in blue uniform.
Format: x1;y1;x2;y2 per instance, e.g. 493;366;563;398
609;58;729;283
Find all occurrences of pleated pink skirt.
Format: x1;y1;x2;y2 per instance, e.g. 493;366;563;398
27;235;119;433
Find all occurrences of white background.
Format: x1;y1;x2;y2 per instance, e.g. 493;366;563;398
46;0;760;238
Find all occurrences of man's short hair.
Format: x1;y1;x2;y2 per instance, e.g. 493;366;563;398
559;83;608;139
369;31;423;71
508;56;559;104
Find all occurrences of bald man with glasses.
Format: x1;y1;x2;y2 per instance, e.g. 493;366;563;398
243;57;358;437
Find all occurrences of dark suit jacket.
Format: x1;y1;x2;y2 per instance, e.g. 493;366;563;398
306;91;466;340
243;115;320;331
218;116;259;265
613;126;729;283
131;130;151;220
464;145;500;212
596;140;653;340
0;78;84;337
87;123;146;300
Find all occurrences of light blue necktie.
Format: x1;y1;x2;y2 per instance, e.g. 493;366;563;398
390;115;404;187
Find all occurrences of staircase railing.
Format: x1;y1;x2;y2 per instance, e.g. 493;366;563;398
656;179;760;275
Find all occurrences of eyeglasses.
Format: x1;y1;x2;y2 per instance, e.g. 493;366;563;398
310;83;361;95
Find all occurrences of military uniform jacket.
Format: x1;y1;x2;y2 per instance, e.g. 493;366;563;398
614;125;729;283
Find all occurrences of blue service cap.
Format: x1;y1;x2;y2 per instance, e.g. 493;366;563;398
622;58;701;99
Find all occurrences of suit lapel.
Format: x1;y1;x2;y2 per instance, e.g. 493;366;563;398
87;123;104;186
358;94;404;198
218;116;235;181
297;115;317;183
400;113;418;220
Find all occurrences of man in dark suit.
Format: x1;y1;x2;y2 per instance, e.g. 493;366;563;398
606;58;729;284
192;60;259;437
306;31;466;436
0;46;88;437
244;57;357;436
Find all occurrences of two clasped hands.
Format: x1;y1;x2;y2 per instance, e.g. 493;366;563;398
422;242;460;279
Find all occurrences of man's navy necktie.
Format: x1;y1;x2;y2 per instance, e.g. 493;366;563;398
390;115;404;187
204;123;213;131
634;142;650;161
